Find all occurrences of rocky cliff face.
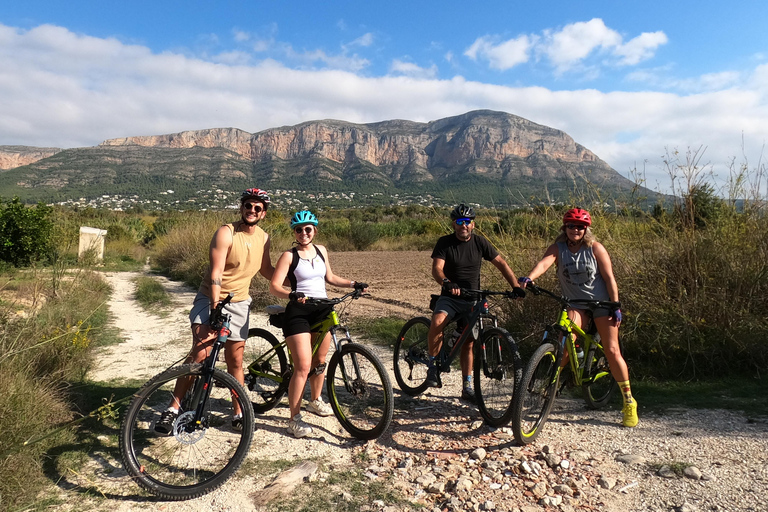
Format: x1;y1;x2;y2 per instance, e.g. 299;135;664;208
0;146;61;170
98;110;614;184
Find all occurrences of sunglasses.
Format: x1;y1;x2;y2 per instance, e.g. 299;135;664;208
455;218;473;226
566;224;587;230
243;202;264;213
294;226;314;234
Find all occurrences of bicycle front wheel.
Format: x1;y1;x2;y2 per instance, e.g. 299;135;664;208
393;316;431;396
473;327;522;427
582;338;623;409
119;364;255;500
244;328;288;413
511;343;559;445
328;343;394;440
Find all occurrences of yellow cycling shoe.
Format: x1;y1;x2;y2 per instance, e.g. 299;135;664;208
622;401;639;427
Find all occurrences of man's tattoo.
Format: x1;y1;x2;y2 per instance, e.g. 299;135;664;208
212;278;222;286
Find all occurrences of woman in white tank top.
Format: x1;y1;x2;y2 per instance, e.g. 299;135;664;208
517;208;638;428
269;210;368;438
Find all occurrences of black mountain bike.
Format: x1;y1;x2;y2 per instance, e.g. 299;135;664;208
393;289;523;427
119;294;255;500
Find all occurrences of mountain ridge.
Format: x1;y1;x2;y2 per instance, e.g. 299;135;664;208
0;110;641;208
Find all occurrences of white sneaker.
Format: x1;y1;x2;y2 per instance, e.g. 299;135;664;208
287;413;313;438
305;397;333;417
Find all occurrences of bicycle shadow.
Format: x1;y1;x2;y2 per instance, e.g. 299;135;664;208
376;388;521;457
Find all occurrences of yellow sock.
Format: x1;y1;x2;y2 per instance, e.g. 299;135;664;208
617;380;634;405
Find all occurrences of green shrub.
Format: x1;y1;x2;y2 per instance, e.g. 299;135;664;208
0;197;54;266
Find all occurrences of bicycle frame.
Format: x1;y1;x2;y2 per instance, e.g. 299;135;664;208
246;292;356;390
436;295;498;372
546;309;599;386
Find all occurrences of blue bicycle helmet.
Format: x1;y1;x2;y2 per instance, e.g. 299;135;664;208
290;210;318;228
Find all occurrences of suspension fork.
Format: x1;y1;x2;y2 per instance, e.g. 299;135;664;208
188;315;231;429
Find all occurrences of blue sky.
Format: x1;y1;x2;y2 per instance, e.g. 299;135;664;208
3;0;768;192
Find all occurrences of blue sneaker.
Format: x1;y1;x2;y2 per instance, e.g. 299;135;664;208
461;386;476;403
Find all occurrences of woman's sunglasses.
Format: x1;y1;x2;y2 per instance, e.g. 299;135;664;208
294;226;314;234
243;202;264;213
455;219;473;226
566;224;586;230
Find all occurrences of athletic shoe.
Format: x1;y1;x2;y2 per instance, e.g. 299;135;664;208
287;413;313;438
425;366;440;388
622;401;639;427
306;397;333;417
461;386;476;404
232;413;243;430
154;409;178;435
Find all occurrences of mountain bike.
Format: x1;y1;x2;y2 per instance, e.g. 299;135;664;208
119;293;255;500
393;289;523;427
511;283;623;445
242;289;394;440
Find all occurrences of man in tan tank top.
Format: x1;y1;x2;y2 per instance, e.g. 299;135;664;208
155;188;275;434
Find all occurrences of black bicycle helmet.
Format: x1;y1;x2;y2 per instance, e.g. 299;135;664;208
450;203;476;220
240;188;270;207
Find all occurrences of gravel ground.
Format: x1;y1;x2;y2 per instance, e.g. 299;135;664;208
46;262;768;512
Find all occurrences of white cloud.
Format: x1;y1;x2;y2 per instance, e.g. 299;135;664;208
542;18;622;71
348;32;374;48
469;19;668;75
464;35;533;70
1;22;766;192
613;31;668;66
389;59;438;79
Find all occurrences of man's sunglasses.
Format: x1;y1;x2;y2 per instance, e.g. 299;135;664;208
243;202;264;212
455;218;473;226
294;226;314;234
566;223;587;230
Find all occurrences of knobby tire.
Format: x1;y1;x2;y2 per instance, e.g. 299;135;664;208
119;364;255;500
244;328;288;413
473;327;523;427
328;343;394;440
393;316;431;396
511;343;559;445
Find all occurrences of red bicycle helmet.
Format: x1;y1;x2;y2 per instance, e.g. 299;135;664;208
240;188;270;207
563;208;591;226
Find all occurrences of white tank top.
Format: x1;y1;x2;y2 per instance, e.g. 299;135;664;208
294;251;328;299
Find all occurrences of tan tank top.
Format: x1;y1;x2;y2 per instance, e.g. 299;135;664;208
199;222;267;302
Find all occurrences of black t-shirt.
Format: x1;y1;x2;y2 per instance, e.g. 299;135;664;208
431;233;499;290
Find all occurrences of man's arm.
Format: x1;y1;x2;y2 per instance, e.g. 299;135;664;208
490;254;524;290
258;234;275;281
432;257;448;285
208;225;234;308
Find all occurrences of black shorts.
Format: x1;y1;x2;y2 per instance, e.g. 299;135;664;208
282;301;333;338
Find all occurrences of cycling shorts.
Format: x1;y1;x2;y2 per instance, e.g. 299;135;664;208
282;301;333;338
434;295;474;322
189;292;252;341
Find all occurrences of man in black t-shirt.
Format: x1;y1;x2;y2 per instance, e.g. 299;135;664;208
427;204;525;402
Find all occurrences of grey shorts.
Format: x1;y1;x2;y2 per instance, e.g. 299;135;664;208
574;306;612;319
189;292;252;341
434;295;475;320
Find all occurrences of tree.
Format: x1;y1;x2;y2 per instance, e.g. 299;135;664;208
0;197;54;266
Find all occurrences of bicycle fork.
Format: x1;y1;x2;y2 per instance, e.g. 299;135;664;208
187;315;232;430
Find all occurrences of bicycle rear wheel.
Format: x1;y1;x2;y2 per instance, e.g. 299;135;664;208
473;327;522;427
393;316;431;396
244;328;288;413
120;364;254;500
511;343;559;445
582;338;623;409
328;343;394;440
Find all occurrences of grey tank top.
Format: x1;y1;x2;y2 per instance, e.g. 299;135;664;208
556;242;609;302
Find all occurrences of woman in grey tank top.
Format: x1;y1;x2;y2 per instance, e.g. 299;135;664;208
517;208;638;428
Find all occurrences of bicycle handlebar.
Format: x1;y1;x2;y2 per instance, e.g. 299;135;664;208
449;288;523;301
209;293;235;327
301;288;367;306
526;283;620;310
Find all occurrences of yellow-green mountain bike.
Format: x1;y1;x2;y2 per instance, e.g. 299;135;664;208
511;284;623;445
244;289;394;440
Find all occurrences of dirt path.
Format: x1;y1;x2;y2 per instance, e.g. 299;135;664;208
51;254;768;512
